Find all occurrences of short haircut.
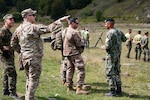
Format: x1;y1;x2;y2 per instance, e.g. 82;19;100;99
138;30;141;34
145;32;149;35
105;18;115;23
69;17;78;24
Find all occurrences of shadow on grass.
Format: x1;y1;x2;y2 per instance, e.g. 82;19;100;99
88;82;150;100
122;92;150;100
88;82;108;87
20;96;68;100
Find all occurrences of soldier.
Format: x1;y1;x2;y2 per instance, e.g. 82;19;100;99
62;18;89;94
104;19;121;96
11;8;69;100
84;29;90;48
133;30;142;60
0;14;19;99
125;29;133;58
141;32;149;62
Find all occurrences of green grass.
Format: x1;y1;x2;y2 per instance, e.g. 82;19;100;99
0;25;150;100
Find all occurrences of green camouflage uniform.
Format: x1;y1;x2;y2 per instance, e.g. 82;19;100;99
0;25;17;94
11;10;63;99
105;28;120;89
141;35;149;61
133;34;142;60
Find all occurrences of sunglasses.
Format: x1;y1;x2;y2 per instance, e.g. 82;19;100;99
74;22;79;24
28;14;36;17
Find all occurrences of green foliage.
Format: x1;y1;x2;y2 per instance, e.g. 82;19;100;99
79;8;93;19
51;0;66;20
0;0;7;13
12;12;22;22
70;0;92;9
95;10;103;22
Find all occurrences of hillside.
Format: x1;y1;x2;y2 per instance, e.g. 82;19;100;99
74;0;150;23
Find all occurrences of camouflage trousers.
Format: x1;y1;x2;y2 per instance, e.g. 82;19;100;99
24;57;42;100
0;55;17;94
66;54;85;87
126;45;132;58
60;57;67;82
135;44;142;60
142;47;149;61
105;54;121;89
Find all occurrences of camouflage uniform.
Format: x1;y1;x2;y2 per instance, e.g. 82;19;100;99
125;32;132;58
141;33;149;61
63;25;85;88
133;33;142;60
11;8;64;100
0;25;17;95
105;28;120;89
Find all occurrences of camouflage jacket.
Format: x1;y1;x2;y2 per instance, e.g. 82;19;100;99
63;25;84;56
105;28;119;57
11;20;62;60
0;25;14;58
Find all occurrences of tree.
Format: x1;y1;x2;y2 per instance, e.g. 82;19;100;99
95;10;103;22
70;0;91;9
51;0;66;20
0;0;7;13
38;0;53;16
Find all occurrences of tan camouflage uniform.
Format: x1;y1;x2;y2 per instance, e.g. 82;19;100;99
63;25;85;89
11;8;64;100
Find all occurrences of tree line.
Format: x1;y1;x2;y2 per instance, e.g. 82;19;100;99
0;0;91;21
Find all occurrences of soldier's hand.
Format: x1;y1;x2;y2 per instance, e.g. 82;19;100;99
59;15;70;21
3;46;10;50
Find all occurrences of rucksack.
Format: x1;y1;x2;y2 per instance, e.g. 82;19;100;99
50;27;67;51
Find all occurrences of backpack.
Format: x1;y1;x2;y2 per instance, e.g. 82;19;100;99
50;27;67;51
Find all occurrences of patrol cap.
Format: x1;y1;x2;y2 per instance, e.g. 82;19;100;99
21;8;37;18
3;14;14;20
104;18;115;23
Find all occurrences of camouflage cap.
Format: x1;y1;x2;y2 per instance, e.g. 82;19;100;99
3;14;14;20
21;8;37;18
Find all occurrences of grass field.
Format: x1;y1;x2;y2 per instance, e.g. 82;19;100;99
0;24;150;100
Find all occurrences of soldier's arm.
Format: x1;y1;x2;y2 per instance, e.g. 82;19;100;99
73;32;84;48
11;30;21;53
121;31;127;42
105;33;113;50
33;16;69;35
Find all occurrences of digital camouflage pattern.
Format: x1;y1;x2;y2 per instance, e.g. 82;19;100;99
105;28;120;89
0;25;17;94
63;25;85;88
11;20;63;100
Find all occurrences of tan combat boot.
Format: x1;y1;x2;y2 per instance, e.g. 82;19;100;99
76;86;89;95
67;87;75;92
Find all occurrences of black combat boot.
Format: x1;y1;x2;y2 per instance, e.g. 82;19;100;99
2;89;10;96
116;84;122;96
105;88;116;96
9;92;19;99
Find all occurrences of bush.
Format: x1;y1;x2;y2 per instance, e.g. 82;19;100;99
95;10;103;22
12;12;22;22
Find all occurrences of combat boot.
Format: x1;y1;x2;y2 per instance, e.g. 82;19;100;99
2;89;10;96
76;86;89;95
9;92;19;99
67;87;75;92
116;84;122;96
105;88;116;96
